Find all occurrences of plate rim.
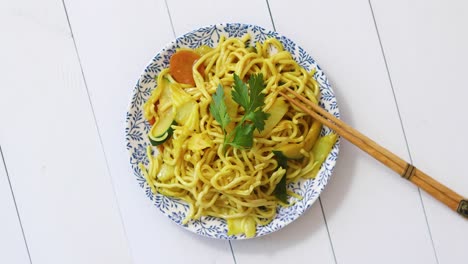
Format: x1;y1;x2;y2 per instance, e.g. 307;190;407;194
125;22;340;240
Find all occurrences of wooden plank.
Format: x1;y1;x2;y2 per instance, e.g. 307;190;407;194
0;149;30;264
62;0;234;263
370;0;468;262
268;0;439;263
0;1;131;263
167;0;336;263
167;0;273;35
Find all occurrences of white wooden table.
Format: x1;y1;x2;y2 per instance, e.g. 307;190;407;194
1;0;467;263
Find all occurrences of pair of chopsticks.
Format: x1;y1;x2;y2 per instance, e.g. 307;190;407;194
279;87;468;218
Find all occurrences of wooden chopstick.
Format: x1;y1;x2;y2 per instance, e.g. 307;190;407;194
279;87;468;218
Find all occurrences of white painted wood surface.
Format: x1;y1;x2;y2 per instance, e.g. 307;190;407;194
0;0;466;263
0;1;131;263
0;149;30;264
371;1;468;262
60;0;234;263
269;1;437;263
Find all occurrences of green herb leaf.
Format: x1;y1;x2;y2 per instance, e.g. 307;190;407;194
246;109;269;131
273;151;289;204
228;123;255;149
247;73;267;112
210;74;270;151
232;73;270;132
210;84;231;132
232;74;250;111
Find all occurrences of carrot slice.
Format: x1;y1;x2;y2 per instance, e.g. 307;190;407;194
169;50;205;86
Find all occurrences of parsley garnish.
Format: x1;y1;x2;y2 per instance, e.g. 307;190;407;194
210;73;270;150
210;84;231;131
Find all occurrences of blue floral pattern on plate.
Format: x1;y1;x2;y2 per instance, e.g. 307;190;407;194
125;23;340;239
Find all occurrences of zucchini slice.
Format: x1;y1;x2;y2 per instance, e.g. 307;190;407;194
147;75;201;146
148;108;176;146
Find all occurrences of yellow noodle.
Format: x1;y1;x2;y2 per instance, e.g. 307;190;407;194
140;34;325;238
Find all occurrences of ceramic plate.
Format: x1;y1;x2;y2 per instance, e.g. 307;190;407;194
125;23;340;239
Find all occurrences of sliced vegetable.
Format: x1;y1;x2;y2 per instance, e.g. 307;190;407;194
175;100;197;125
148;108;176;146
227;216;256;238
310;133;338;177
169;50;205;86
187;133;213;151
147;77;200;147
170;84;199;131
157;163;175;181
169;82;192;108
143;77;170;122
182;103;200;132
275;143;304;160
303;120;322;151
157;78;173;113
256;98;288;137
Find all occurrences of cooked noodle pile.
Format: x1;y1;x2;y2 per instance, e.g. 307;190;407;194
140;34;333;237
